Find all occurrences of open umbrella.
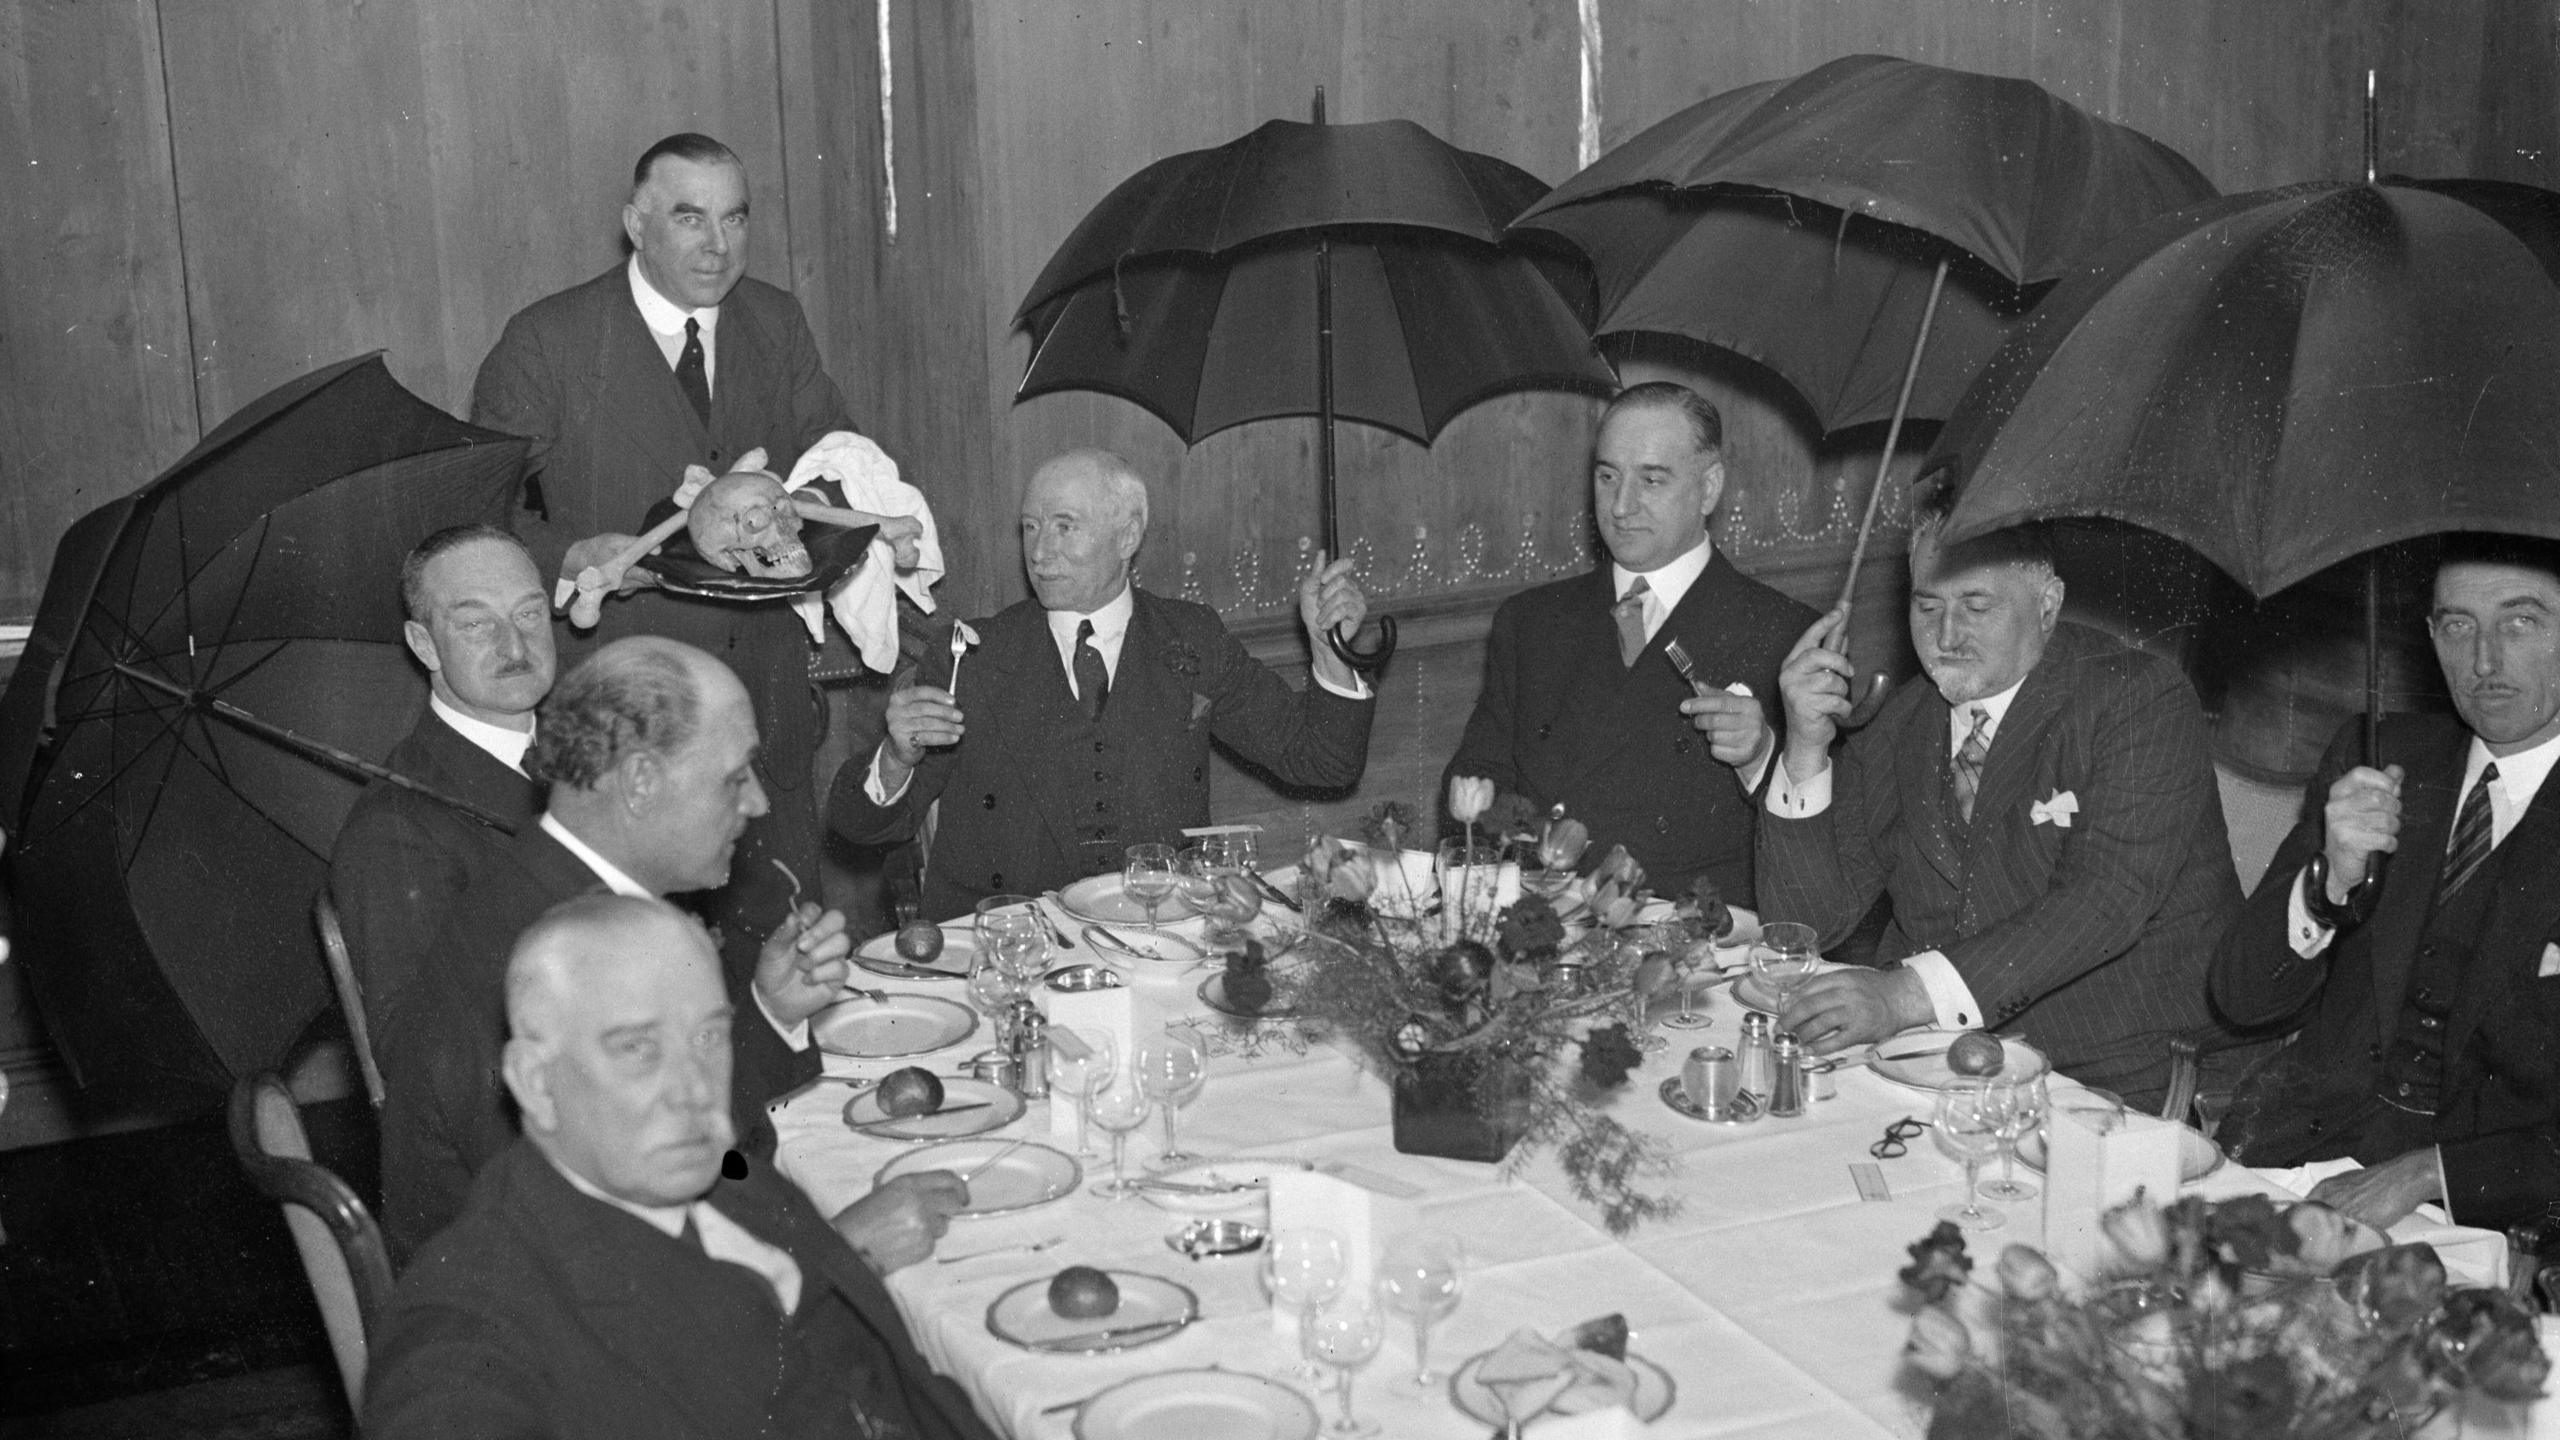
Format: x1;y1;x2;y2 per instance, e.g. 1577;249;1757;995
0;353;530;1097
1512;55;2215;710
1014;93;1618;670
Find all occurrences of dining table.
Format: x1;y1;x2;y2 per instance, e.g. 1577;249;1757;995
771;888;2529;1440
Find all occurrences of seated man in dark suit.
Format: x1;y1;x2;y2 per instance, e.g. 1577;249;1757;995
1757;492;2243;1107
364;894;997;1440
830;449;1375;918
2213;534;2560;1233
1445;383;1814;905
328;525;552;1038
379;636;962;1266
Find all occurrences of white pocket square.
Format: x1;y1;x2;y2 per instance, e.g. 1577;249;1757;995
2539;942;2560;979
2030;790;2080;828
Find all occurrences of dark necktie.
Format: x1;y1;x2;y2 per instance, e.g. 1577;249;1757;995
676;316;712;426
1950;705;1991;824
1613;577;1651;668
1073;619;1108;721
2437;762;2500;904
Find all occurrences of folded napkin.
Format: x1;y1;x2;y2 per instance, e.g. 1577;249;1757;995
783;431;943;669
1478;1329;1638;1419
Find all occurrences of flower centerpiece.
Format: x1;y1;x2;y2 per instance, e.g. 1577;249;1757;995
1280;780;1733;1235
1896;1193;2550;1438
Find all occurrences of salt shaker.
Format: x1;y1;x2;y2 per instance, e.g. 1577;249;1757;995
1767;1033;1807;1118
1737;1011;1776;1097
1005;999;1050;1099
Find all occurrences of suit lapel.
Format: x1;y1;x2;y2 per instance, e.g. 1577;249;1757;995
584;271;712;471
2446;752;2560;1058
2367;731;2466;1039
1900;698;1965;889
1554;571;1658;790
981;607;1087;861
1960;630;2077;865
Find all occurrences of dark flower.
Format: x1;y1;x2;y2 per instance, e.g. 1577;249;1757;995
1432;941;1496;1003
1485;791;1543;843
1498;895;1567;958
1579;1023;1644;1090
1685;872;1731;940
1898;1222;1973;1305
1161;639;1202;676
2201;1192;2287;1277
2192;1350;2298;1434
1363;801;1416;853
2425;1287;2552;1402
2338;1243;2449;1333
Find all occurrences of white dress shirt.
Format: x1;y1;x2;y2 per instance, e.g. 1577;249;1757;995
537;813;810;1050
1764;677;2029;1031
429;693;534;776
1611;537;1713;648
549;1156;803;1314
628;254;721;393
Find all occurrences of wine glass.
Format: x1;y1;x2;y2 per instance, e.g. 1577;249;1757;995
1660;934;1719;1031
1303;1291;1385;1437
1048;1026;1116;1159
1263;1228;1347;1379
1375;1234;1464;1385
1086;1064;1153;1200
965;958;1021;1030
1934;1078;2007;1230
1980;1074;2047;1202
1748;920;1820;1017
1135;1027;1209;1166
1623;932;1676;1054
972;893;1041;951
991;922;1049;988
1123;843;1177;925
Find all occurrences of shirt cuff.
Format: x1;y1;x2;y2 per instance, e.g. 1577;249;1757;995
863;745;911;808
1765;758;1832;818
754;983;812;1052
1314;669;1371;701
2286;869;2336;958
1901;950;1984;1030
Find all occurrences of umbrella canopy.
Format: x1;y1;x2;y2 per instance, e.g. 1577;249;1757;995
0;354;530;1096
1932;182;2560;598
1014;116;1613;449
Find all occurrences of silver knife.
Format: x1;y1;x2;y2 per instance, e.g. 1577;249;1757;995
1025;1316;1189;1352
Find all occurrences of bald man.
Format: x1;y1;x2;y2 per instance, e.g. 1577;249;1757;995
829;449;1377;916
379;636;958;1266
364;896;993;1440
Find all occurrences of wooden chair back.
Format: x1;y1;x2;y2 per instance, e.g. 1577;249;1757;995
314;891;384;1109
227;1072;397;1413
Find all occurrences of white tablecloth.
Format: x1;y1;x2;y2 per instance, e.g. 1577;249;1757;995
775;921;2518;1439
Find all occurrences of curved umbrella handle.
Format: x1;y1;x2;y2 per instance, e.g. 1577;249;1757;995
1327;614;1398;675
1842;670;1895;729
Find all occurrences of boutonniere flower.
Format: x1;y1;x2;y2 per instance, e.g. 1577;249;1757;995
2030;789;2080;828
1161;639;1202;676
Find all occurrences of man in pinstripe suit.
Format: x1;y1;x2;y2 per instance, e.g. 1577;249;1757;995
1754;496;2242;1107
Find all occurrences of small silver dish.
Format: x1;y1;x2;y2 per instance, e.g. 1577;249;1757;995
1044;964;1125;993
1658;1075;1761;1125
1165;1218;1267;1261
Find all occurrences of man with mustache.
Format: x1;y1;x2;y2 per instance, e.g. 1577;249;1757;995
364;895;995;1440
330;526;553;1042
2212;534;2560;1234
1757;486;2243;1108
379;637;963;1268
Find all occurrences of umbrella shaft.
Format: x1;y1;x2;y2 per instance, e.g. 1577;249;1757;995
1317;233;1339;557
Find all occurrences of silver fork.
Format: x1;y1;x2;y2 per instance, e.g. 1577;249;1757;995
947;619;971;699
1663;637;1708;693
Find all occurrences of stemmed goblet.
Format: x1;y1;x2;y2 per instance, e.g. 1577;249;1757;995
1303;1292;1385;1437
1748;920;1820;1018
1934;1078;2007;1231
1980;1074;2047;1202
1661;931;1718;1031
1086;1063;1153;1200
1262;1228;1346;1380
1375;1233;1464;1385
1048;1026;1116;1160
1135;1026;1209;1166
1123;843;1177;925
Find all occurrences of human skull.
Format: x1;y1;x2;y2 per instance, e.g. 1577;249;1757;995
687;469;811;578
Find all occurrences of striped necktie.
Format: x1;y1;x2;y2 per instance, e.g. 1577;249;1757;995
1950;705;1991;824
1614;578;1650;668
2437;762;2500;905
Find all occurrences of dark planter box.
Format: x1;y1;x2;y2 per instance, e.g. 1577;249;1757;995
1391;1050;1527;1163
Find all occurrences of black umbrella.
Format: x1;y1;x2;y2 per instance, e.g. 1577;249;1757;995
0;354;530;1097
1014;93;1617;671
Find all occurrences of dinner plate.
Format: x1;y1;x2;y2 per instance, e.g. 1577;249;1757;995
987;1270;1197;1354
643;522;877;600
2016;1124;2223;1183
1197;972;1293;1019
1084;926;1207;965
1072;1369;1317;1439
1139;1157;1300;1216
1450;1350;1675;1425
1059;874;1201;926
813;995;978;1059
1867;1031;2052;1091
878;1139;1081;1216
840;1078;1024;1140
854;925;976;980
1730;958;1849;1013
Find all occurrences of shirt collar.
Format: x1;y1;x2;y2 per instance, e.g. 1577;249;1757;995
539;812;654;898
544;1149;692;1238
2462;726;2560;811
1948;677;2029;756
1046;580;1135;652
1612;536;1713;611
626;253;719;338
429;693;534;775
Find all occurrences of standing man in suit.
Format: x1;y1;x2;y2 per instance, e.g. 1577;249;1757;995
2212;535;2560;1233
1444;382;1815;904
380;637;961;1268
472;131;855;989
830;449;1374;918
1758;492;2241;1107
364;894;996;1440
329;525;552;1040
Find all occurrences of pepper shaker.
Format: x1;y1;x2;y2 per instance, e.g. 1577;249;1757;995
1737;1011;1776;1097
1767;1033;1808;1118
1004;999;1050;1099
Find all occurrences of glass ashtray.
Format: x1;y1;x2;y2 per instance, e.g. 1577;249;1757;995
1165;1218;1267;1260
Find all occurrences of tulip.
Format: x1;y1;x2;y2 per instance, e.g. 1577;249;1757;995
1448;775;1495;826
1995;1245;2059;1302
1904;1305;1972;1380
1329;848;1377;903
2102;1197;2173;1270
1539;815;1591;871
